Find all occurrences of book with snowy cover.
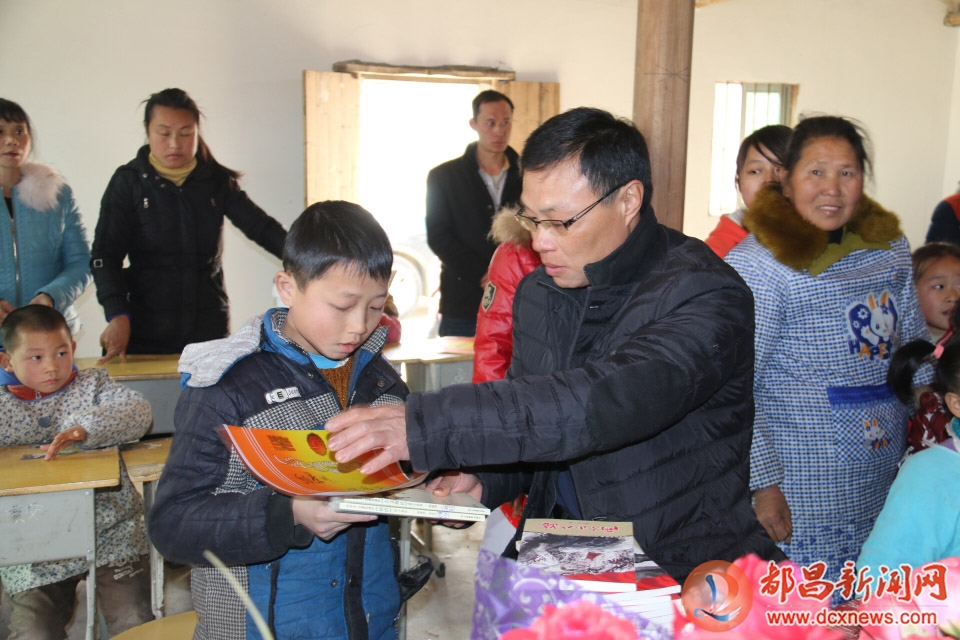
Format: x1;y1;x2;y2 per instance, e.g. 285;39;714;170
517;519;637;592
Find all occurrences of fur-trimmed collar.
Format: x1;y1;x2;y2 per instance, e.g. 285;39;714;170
12;163;66;212
488;205;532;247
743;184;902;271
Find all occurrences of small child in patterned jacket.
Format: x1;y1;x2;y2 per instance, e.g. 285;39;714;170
892;244;960;456
0;305;153;638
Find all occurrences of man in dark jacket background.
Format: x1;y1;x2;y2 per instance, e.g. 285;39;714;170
330;107;784;581
426;90;522;337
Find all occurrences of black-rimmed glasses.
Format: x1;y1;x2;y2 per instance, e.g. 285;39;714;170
514;183;627;235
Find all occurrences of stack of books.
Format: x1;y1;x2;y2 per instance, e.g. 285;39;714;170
329;488;490;522
603;542;681;630
516;518;681;629
517;519;639;592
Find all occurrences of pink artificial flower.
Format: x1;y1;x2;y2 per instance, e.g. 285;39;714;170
911;557;960;638
499;601;638;640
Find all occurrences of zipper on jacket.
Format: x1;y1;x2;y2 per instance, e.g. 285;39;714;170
4;192;23;306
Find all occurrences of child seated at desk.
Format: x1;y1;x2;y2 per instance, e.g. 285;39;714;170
149;201;412;640
0;305;153;638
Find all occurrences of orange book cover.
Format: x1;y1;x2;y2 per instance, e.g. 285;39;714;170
220;426;425;497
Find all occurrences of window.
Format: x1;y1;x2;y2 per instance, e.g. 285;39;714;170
708;82;797;215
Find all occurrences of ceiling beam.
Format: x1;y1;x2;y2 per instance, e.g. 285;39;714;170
332;61;515;82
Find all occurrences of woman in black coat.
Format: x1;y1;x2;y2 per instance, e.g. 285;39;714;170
91;88;286;360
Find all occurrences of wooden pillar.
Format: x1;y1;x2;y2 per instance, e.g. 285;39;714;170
633;0;695;231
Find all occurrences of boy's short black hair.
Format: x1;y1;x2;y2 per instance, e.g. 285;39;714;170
0;305;72;352
282;201;393;289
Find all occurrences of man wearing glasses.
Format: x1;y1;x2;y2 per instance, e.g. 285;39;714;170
329;107;784;580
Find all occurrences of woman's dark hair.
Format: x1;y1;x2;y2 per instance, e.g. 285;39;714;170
142;88;240;181
0;99;31;134
283;201;393;289
783;115;873;183
0;99;33;151
735;124;791;178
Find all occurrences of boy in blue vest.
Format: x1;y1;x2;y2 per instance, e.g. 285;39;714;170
149;201;410;640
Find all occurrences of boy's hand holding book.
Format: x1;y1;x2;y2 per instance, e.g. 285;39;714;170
292;496;377;540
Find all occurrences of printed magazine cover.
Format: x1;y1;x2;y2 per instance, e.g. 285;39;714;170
517;519;637;592
220;425;426;496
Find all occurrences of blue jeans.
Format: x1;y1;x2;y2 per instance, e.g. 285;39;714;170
438;315;476;338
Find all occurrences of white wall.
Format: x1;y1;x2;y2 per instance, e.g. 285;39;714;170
1;0;957;357
686;0;960;247
0;0;638;357
945;28;960;195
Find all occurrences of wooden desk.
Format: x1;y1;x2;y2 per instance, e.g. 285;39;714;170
76;355;181;436
0;445;120;640
121;438;173;619
384;337;474;393
121;437;172;485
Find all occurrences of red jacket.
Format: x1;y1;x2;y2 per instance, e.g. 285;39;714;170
704;214;748;258
473;208;541;383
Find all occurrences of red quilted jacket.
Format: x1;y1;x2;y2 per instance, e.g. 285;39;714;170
473;208;541;383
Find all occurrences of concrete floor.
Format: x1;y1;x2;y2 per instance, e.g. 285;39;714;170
0;520;483;639
405;520;483;640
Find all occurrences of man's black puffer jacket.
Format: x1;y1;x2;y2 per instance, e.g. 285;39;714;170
406;206;785;581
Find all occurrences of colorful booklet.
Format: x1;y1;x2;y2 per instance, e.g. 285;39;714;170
517;519;638;593
220;425;426;497
329;488;490;522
